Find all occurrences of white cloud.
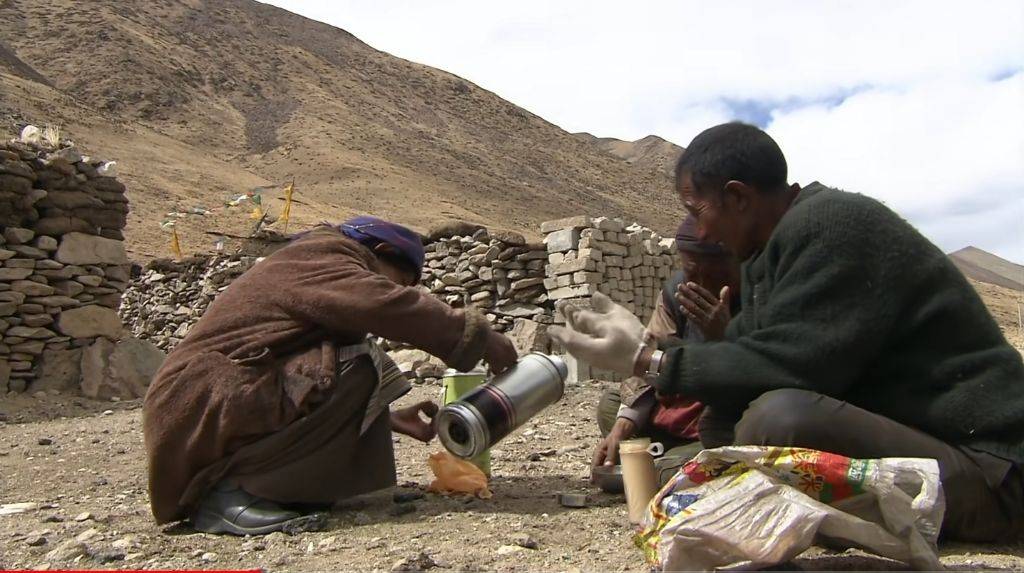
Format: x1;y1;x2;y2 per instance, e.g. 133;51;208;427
263;0;1024;261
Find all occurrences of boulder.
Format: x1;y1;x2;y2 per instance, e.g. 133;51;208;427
0;267;33;281
34;216;96;236
31;348;83;394
389;348;433;374
11;280;55;297
415;360;445;379
80;336;166;400
507;319;551;355
57;305;123;339
493;303;545;318
6;326;55;339
426;220;485;242
3;227;34;244
55;232;127;265
491;230;527;246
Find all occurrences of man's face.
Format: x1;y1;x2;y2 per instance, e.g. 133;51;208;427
678;250;741;295
677;172;754;259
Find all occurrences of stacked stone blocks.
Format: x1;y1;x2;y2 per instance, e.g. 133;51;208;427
1;137;133;394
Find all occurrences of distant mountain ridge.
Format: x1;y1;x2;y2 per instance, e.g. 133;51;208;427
949;246;1024;291
573;133;684;178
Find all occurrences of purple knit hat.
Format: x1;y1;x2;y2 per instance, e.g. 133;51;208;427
675;216;729;256
339;216;425;280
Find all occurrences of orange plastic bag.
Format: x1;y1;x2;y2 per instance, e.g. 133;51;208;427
427;452;493;499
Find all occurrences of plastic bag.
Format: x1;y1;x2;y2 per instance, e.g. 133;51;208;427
635;446;944;571
427;452;492;499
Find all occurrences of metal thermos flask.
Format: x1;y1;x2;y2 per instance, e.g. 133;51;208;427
436;353;568;460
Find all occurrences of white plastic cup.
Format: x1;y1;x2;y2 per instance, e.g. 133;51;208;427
620;438;663;524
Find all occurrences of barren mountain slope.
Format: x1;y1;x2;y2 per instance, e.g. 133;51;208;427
950;246;1024;291
574;133;684;178
0;0;679;259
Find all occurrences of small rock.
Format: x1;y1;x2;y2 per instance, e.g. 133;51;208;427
527;452;543;462
93;477;108;486
45;539;89;561
393;491;425;504
352;512;373;526
26;534;47;546
496;544;526;556
388;503;417;517
37;437;53;446
73;511;92;522
391;551;437;572
110;536;136;550
241;539;266;552
200;552;217;562
92;548;126;563
511;533;539;549
41;514;64;523
75;528;99;542
101;410;113;416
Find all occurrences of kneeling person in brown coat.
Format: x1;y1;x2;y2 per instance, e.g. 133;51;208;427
143;216;518;535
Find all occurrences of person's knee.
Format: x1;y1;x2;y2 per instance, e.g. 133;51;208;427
596;388;622;437
735;389;829;446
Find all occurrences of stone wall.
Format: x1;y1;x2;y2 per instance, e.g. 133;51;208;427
1;134;140;395
120;255;260;351
422;228;551;332
120;217;677;386
542;215;676;324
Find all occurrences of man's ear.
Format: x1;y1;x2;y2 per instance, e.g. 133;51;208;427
722;180;755;212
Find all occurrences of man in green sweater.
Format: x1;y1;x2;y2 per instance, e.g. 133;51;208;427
550;122;1024;542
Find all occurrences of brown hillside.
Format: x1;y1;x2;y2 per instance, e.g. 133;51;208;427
972;279;1024;351
0;0;680;260
949;246;1024;291
574;132;684;178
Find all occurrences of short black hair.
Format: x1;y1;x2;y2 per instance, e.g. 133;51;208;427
675;122;788;196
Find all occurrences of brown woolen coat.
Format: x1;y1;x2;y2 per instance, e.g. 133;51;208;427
143;228;490;523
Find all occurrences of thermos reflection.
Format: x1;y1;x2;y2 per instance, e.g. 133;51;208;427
437;353;568;460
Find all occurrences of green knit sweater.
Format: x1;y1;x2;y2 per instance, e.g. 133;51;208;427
654;183;1024;462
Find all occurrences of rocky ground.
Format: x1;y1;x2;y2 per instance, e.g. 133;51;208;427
2;377;1024;572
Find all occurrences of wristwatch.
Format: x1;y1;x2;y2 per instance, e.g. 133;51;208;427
644;349;664;381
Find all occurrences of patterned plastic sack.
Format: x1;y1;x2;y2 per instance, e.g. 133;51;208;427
635;446;944;571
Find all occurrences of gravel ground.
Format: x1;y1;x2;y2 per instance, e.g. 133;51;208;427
1;381;1022;571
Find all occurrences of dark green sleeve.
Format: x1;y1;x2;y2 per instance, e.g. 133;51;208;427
652;196;904;403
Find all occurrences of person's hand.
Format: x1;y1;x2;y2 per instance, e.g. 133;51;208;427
548;292;646;375
484;331;518;374
390;400;439;443
592;418;637;473
676;282;732;341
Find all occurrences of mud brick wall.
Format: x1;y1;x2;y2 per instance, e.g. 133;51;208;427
0;138;131;394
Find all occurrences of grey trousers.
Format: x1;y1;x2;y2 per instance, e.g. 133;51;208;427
703;388;1024;542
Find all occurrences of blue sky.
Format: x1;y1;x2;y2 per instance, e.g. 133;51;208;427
265;0;1024;263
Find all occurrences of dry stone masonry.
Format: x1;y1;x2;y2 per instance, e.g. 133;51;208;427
1;130;163;397
120;255;261;352
121;218;678;387
542;215;676;324
421;227;552;332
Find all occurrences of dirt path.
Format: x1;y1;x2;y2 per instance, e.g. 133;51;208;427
1;382;1023;571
